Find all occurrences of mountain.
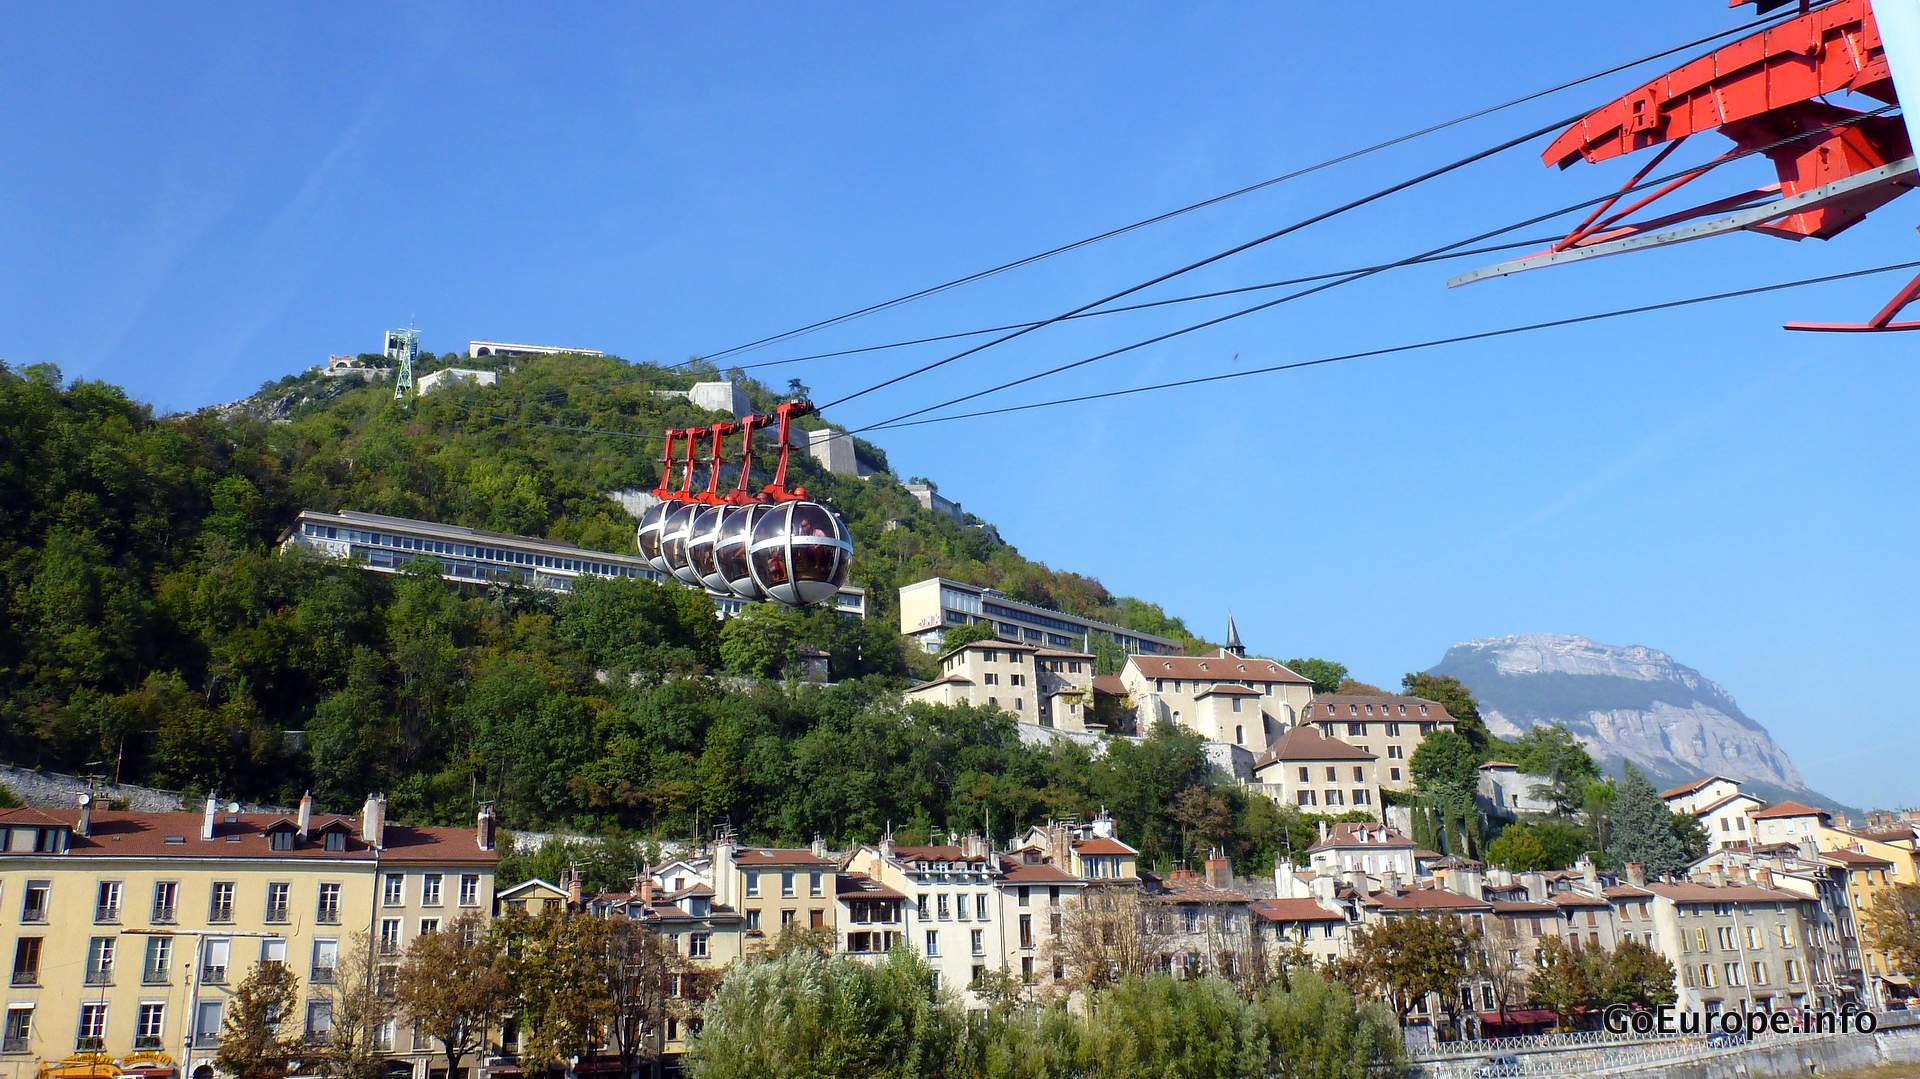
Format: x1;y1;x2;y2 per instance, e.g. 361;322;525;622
1428;634;1855;818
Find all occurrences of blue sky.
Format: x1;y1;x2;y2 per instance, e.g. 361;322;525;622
4;3;1915;806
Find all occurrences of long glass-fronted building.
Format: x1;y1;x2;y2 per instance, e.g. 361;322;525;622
280;508;866;618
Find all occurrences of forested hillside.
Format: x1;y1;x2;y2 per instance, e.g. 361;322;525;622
0;356;1297;869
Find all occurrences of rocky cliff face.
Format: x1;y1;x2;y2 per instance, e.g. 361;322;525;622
1429;634;1842;811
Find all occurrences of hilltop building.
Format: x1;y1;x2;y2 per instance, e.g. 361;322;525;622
278;508;866;618
904;640;1104;731
896;577;1180;656
648;381;751;418
466;340;604;359
414;367;497;396
1301;695;1457;791
1119;648;1314;757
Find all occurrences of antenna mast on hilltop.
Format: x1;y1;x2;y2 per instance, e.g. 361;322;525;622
386;323;420;403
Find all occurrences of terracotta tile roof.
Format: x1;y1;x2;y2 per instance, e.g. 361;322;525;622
0;809;495;864
1071;837;1137;856
836;872;904;900
733;848;836;867
1197;684;1261;698
1307;823;1413;852
1130;653;1312;685
1253;725;1375;769
1490;900;1559;914
939;639;1039;662
1857;828;1920;844
1366;887;1490;912
892;844;992;865
1660;776;1733;800
1749;801;1830;821
1549;891;1611;909
1604;884;1656;898
906;674;975;692
1091;675;1129;697
997;860;1082;884
1413;848;1445;860
1253;897;1346;923
1034;647;1095;659
1304;694;1456;723
1648;882;1805;903
1822;849;1896;867
1693;792;1764;816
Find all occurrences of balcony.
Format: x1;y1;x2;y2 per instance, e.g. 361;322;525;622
94;906;120;924
316;907;341;926
378;941;400;958
75;1037;104;1053
84;969;112;987
151;905;176;925
133;1037;162;1051
265;905;289;924
2;1037;26;1054
202;965;227;985
21;907;47;925
311;966;336;985
142;967;169;986
209;905;234;924
10;971;37;988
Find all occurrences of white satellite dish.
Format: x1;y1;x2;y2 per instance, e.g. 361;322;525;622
226;801;241;814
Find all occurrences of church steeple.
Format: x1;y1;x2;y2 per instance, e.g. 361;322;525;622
1224;613;1245;658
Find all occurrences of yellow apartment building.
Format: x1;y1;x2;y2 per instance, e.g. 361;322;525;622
0;795;498;1079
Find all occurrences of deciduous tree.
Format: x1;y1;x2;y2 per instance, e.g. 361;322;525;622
395;912;509;1079
1864;883;1920;974
215;961;302;1079
1332;913;1471;1022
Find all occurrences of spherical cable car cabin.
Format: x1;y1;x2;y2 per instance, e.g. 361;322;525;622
748;500;853;608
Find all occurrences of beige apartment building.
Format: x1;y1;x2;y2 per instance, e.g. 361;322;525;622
844;839;1006;1006
1120;649;1314;754
1249;726;1381;816
1300;694;1457;791
709;842;838;946
0;795;498;1079
1644;874;1822;1014
905;640;1045;724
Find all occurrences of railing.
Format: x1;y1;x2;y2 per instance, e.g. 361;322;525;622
94;906;120;924
378;940;400;957
1412;1028;1681;1061
1;1036;26;1054
193;1032;219;1049
21;906;47;924
142;967;168;986
75;1037;104;1053
133;1037;162;1051
9;971;36;988
202;964;227;984
209;904;233;924
84;969;112;987
265;905;289;923
151;905;176;924
317;906;341;925
311;966;336;985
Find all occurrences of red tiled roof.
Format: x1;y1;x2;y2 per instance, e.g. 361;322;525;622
907;674;975;692
1130;654;1312;685
1253;725;1375;769
1549;891;1610;908
1252;897;1345;923
1197;684;1261;698
998;860;1081;884
0;809;495;864
1648;882;1805;903
1091;675;1129;697
1071;837;1137;856
1604;885;1655;898
1304;694;1456;723
1366;888;1490;912
1822;849;1895;867
1490;900;1559;914
1750;801;1830;821
836;872;904;900
1659;776;1734;800
734;848;836;867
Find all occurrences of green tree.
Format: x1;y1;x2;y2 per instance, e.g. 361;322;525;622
1401;672;1490;752
718;603;805;678
1597;939;1678;1009
396;912;510;1079
1332;913;1471;1022
938;621;1001;651
1284;658;1349;696
1863;883;1920;974
215;961;302;1079
1486;824;1551;871
1670;810;1709;865
1606;763;1691;879
1528;937;1594;1028
1508;724;1599;815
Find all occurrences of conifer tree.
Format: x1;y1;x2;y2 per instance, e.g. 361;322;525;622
1606;763;1690;878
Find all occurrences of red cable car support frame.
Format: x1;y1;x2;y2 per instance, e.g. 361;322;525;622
1451;0;1920;331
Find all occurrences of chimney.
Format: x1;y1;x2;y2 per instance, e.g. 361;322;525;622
1049;822;1072;867
1311;872;1337;904
1347;868;1371;896
1319;820;1330;842
1275;856;1299;898
1090;809;1116;840
1756;866;1775;890
1797;836;1820;862
1204;848;1232;889
965;833;989;859
360;793;385;850
1626;862;1647;888
297;792;313;839
476;803;496;851
1382;868;1402;895
1582;858;1598;888
714;833;739;907
202;794;219;840
1709;865;1727;888
811;832;828;859
1729;864;1749;884
75;793;92;838
1521;871;1547;903
638;872;655;907
566;868;583;909
881;827;896;861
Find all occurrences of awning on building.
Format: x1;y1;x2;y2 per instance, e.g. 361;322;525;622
1479;1008;1558;1025
37;1056;120;1079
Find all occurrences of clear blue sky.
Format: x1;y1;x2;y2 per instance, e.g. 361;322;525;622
4;4;1915;806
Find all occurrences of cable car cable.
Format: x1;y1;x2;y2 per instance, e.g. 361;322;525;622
848;106;1898;432
855;259;1920;431
689;5;1821;365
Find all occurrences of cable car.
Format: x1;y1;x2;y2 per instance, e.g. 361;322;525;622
660;501;704;586
637;428;692;576
714;503;774;600
688;503;732;593
748;499;854;607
